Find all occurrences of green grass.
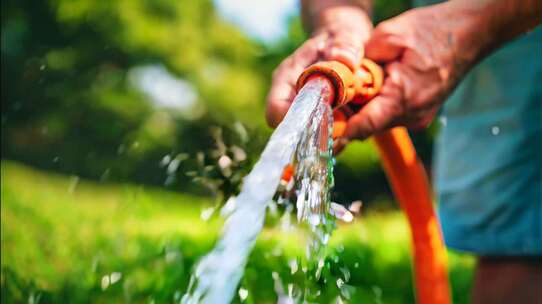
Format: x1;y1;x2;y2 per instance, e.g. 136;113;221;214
1;161;474;303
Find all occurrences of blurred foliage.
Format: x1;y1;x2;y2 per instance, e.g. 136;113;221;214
373;0;412;23
1;1;459;302
1;0;268;197
1;0;433;204
1;161;473;303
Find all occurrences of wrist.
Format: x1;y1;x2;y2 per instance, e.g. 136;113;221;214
302;2;373;40
443;1;497;63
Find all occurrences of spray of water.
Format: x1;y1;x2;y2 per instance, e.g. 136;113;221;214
292;99;335;264
278;99;338;303
181;78;334;304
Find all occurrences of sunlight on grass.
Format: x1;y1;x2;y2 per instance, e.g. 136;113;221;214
1;161;474;303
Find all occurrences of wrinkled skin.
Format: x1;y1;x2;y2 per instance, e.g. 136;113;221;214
266;6;372;128
266;3;481;146
344;4;480;141
267;1;540;145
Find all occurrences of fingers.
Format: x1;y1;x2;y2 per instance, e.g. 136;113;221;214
364;20;406;63
266;38;322;127
343;60;440;140
266;29;367;128
344;64;405;140
322;30;364;70
266;57;300;128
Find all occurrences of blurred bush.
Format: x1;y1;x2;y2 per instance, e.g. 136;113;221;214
1;0;433;205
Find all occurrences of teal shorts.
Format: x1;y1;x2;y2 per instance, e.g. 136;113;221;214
433;27;542;256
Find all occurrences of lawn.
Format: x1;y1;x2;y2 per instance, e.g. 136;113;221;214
1;161;474;303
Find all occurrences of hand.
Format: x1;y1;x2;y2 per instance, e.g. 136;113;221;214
266;6;372;128
343;2;482;141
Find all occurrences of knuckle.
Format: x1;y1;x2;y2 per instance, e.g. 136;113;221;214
375;20;398;36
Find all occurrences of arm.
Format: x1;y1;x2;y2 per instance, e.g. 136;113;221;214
343;0;542;140
266;0;373;128
300;0;372;34
453;0;542;62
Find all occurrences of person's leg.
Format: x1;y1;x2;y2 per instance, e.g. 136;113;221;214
471;256;542;304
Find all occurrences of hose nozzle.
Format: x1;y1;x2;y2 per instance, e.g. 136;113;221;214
296;59;383;109
296;59;383;138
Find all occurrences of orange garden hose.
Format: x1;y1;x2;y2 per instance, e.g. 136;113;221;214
293;59;452;304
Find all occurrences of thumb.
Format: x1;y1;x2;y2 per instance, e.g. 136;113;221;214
365;24;405;63
322;31;364;70
344;77;404;140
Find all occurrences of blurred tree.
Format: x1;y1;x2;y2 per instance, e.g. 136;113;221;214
1;0;267;195
1;0;428;206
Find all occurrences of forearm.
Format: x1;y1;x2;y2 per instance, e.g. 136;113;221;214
446;0;542;63
301;0;373;37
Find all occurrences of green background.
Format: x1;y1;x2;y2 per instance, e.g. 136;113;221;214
1;0;470;303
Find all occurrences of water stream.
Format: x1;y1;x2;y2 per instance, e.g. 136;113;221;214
182;78;335;304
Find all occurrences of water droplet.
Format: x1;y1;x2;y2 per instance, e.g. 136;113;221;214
315;259;325;279
318;259;325;268
231;145;247;162
491;126;500;135
68;176;79;194
165;250;179;263
39;64;46;71
164;175;176;186
288;259;298;274
439;116;447;126
354;262;359;268
110;272;122;284
100;168;111;182
322;233;330;244
167;158;181;174
348;201;363;214
174;291;182;301
340;266;350;282
372;285;383;303
200;207;215;221
330;203;353;222
101;275;110;290
117;144;126;155
28;291;41;304
160;154;171;167
238;288;248;301
218;155;232;169
308;214;321;226
220;196;237;217
288;284;294;297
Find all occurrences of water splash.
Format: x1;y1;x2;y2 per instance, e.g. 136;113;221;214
182;78;333;304
276;100;354;303
291;100;335;264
